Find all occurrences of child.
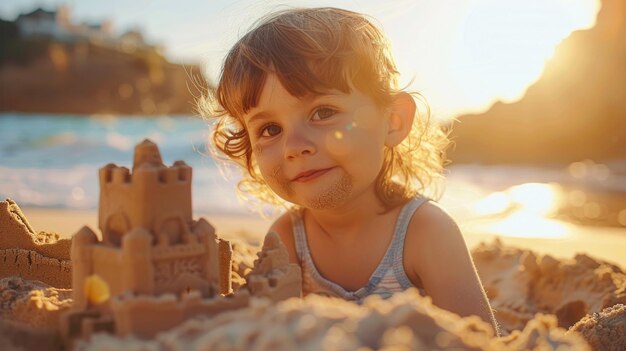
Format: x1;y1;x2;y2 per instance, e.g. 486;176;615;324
200;7;498;331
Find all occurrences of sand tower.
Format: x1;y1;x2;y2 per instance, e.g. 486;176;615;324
61;139;301;341
62;139;233;338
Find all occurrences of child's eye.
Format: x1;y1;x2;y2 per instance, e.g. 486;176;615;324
258;124;282;138
311;106;338;121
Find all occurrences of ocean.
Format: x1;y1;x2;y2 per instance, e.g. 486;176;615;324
0;113;243;214
1;113;625;232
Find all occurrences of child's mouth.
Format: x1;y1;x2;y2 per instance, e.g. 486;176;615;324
292;167;335;183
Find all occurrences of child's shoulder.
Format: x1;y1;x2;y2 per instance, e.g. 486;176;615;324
408;199;460;235
268;211;299;264
404;199;464;267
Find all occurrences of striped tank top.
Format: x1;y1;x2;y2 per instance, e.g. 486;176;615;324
290;196;428;303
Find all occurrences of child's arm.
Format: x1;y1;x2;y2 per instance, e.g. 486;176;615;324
407;202;499;334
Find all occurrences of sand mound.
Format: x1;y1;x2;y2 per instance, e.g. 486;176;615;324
0;199;72;287
571;304;626;351
1;238;624;350
230;239;260;291
0;277;72;329
0;277;72;351
75;290;590;351
0;319;64;351
0;199;71;259
472;239;626;333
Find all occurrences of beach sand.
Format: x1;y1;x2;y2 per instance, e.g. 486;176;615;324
1;206;625;350
23;207;626;268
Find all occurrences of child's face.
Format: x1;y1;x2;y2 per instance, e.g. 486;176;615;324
242;74;391;210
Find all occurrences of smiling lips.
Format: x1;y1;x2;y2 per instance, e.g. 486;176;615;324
292;167;334;182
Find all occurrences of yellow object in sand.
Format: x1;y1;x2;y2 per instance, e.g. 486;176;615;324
84;274;110;304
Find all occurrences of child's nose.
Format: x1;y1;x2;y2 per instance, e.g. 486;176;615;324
284;128;316;159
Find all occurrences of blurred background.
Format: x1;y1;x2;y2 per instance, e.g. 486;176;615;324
0;0;624;255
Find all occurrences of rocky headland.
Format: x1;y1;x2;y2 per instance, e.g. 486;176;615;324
448;0;625;164
0;19;208;116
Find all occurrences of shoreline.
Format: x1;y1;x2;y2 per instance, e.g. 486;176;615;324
23;207;273;245
23;206;626;268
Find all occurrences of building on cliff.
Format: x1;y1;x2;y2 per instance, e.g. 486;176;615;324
14;5;148;49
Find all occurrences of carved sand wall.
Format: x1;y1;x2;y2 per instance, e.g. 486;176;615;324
0;199;71;287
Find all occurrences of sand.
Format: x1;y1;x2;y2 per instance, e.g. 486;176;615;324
0;201;72;287
1;206;625;350
1;239;624;350
21;207;273;245
21;207;626;268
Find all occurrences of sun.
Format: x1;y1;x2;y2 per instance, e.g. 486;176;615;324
452;0;599;114
389;0;600;120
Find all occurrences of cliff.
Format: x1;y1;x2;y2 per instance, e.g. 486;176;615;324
448;0;626;164
0;20;209;115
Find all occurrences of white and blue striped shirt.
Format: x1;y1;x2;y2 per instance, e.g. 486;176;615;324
291;196;428;304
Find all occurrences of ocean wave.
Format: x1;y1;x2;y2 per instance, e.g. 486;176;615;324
0;164;246;215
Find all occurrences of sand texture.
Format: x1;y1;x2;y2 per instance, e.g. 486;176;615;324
230;238;261;290
571;304;626;351
473;239;626;333
0;240;624;350
74;291;591;351
0;277;72;329
0;199;72;287
0;277;72;351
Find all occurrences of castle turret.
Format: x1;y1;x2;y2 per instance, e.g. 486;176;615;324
98;139;192;246
121;228;154;294
133;139;163;171
71;226;98;309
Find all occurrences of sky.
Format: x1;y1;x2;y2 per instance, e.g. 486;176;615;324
0;0;600;120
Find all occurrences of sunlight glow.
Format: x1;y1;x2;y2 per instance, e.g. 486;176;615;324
473;183;561;217
509;183;560;215
487;212;569;239
618;210;626;227
417;0;600;119
474;191;509;216
461;1;597;100
472;182;568;239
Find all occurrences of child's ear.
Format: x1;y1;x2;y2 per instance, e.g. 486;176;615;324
384;92;416;147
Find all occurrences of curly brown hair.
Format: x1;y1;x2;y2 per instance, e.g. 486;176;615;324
197;7;449;212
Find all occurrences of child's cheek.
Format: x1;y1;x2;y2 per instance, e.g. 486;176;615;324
325;108;375;157
351;106;379;130
253;143;263;157
254;144;294;198
265;165;294;198
325;129;353;157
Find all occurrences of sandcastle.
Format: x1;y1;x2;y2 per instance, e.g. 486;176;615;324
60;139;301;342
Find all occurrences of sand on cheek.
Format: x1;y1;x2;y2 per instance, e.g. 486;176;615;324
264;165;353;210
263;164;295;199
252;144;295;198
304;172;353;210
271;166;294;195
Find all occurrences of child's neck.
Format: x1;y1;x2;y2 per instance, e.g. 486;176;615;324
304;188;387;242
